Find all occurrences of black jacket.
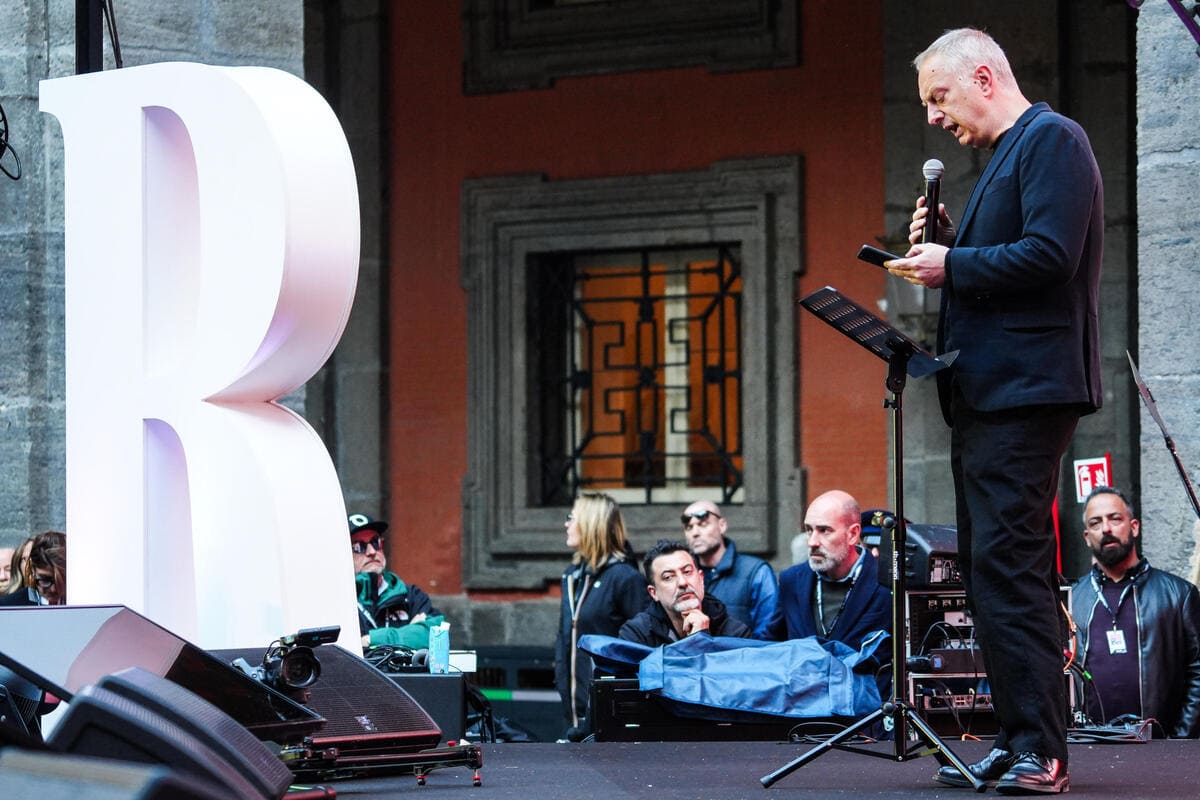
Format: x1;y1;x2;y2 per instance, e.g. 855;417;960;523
0;588;38;606
554;555;650;739
1072;561;1200;737
356;570;437;636
618;594;752;647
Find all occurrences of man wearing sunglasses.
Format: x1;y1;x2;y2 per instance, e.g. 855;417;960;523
350;513;440;650
680;501;778;639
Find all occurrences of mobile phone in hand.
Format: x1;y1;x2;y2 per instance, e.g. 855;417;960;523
857;244;903;268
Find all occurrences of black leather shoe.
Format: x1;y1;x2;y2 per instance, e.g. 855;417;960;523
934;748;1017;788
995;752;1069;795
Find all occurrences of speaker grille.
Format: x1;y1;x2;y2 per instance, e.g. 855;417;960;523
48;684;264;798
215;645;441;754
97;667;294;798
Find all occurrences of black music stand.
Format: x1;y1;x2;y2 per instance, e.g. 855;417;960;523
761;286;983;791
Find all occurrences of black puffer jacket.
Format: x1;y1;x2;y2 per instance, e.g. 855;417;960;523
618;594;751;647
1072;561;1200;737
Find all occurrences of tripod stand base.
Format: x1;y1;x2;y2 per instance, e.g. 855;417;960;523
759;701;985;792
778;289;972;790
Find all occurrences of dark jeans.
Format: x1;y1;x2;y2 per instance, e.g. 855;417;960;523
951;394;1079;763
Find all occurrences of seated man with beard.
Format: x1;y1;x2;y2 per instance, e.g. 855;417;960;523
1071;486;1200;737
619;540;752;646
765;489;891;650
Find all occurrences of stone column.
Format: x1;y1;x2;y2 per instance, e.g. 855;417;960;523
1135;2;1200;580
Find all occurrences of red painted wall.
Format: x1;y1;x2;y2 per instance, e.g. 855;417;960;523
387;3;888;596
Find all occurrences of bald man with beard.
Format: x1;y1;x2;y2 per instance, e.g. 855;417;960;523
764;490;891;651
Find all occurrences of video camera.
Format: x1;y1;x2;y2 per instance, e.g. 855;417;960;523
231;625;340;704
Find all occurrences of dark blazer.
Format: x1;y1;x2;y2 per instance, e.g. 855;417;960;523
764;548;891;651
937;102;1104;423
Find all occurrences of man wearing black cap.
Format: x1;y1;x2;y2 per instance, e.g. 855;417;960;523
349;513;440;649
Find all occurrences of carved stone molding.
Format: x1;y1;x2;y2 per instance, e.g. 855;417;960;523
463;0;800;95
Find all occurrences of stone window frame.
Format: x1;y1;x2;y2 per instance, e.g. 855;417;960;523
463;0;800;95
461;156;803;588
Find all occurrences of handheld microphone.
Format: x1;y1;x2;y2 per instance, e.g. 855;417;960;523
921;158;944;244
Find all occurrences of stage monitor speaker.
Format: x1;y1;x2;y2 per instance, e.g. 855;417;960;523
0;605;324;744
389;672;466;742
0;748;226;800
214;644;442;760
48;667;293;800
97;666;295;798
1;664;44;743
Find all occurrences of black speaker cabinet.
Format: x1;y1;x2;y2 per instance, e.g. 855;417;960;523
214;644;442;761
0;664;44;745
389;672;466;742
0;748;226;800
591;677;803;742
48;667;293;800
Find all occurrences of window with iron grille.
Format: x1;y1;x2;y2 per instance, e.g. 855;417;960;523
462;157;802;588
529;246;744;507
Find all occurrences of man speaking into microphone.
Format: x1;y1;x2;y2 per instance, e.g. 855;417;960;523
887;28;1103;795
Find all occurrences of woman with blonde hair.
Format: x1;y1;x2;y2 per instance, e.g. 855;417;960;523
554;492;649;741
1;538;29;594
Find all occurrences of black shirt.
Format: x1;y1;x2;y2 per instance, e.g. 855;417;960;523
1085;571;1142;724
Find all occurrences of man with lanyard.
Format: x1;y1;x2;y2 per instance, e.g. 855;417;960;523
765;489;891;651
1071;486;1200;737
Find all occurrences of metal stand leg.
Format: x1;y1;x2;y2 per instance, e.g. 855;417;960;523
760;338;982;792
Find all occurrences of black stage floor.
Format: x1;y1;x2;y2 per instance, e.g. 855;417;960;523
332;739;1199;799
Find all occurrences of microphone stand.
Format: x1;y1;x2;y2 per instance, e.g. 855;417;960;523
760;287;982;792
1128;351;1200;521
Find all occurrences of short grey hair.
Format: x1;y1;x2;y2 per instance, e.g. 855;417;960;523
913;27;1015;86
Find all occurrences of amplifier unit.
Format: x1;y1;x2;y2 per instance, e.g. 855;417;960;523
591;678;804;742
929;647;987;674
878;523;962;588
917;689;994;714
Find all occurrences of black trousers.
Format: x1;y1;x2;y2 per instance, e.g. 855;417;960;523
951;395;1079;763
